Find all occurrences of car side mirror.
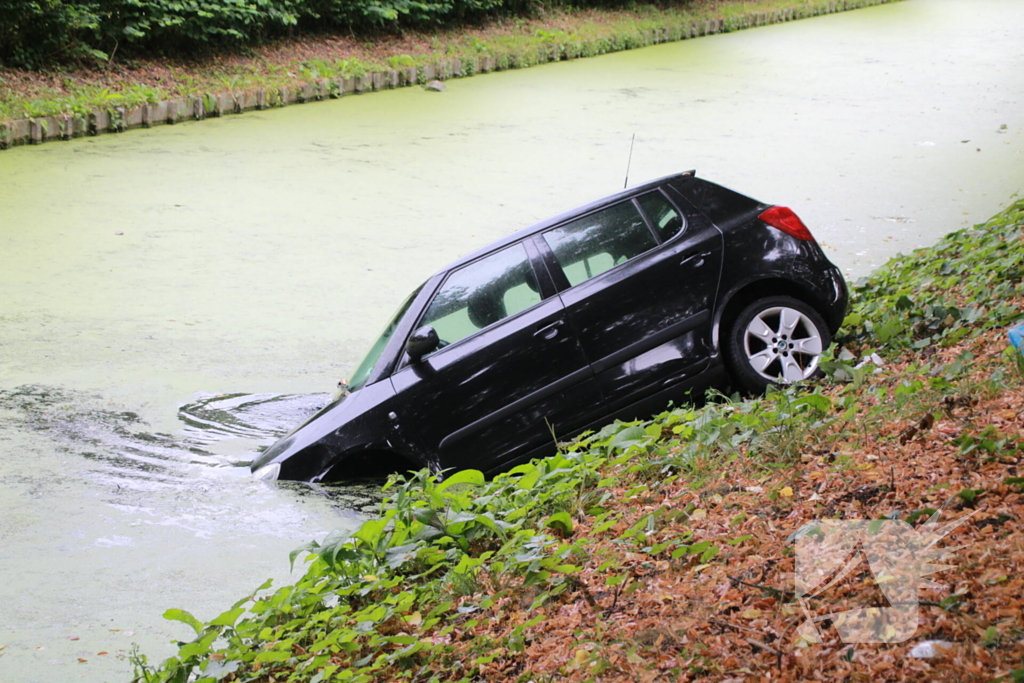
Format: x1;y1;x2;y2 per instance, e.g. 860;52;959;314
406;326;439;363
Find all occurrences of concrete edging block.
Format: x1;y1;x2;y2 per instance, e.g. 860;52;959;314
126;106;145;128
218;92;238;115
148;101;168;125
11;119;30;144
71;115;88;137
40;116;62;141
166;99;187;123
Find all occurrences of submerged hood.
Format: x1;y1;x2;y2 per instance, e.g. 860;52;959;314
250;377;401;481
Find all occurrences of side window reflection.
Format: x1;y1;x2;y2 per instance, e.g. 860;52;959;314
543;201;656;287
637;191;685;241
419;244;542;351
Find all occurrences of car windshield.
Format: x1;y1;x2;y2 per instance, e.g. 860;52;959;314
347;284;423;392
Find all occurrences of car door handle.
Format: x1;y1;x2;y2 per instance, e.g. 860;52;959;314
681;250;712;268
534;320;564;340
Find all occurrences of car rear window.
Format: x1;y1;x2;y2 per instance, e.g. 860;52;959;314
636;190;685;241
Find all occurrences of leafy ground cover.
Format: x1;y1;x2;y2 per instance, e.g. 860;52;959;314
132;197;1024;682
0;0;883;123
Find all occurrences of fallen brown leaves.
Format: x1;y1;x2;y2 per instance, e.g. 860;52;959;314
433;325;1024;682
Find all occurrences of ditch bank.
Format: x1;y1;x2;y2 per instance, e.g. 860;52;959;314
131;198;1024;682
0;0;902;151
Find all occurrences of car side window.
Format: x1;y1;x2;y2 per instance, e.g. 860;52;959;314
419;243;542;351
542;200;657;287
636;190;685;241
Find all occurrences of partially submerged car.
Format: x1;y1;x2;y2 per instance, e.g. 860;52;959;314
252;172;847;482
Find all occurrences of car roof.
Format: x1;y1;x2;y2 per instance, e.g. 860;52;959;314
443;171;696;272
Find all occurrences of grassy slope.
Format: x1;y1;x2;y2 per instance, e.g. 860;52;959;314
131;199;1024;682
1;0;886;124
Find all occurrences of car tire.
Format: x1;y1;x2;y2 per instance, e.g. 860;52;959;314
724;295;831;393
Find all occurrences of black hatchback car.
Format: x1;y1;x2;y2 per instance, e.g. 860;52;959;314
252;172;847;482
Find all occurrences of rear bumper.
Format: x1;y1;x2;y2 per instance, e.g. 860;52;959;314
823;265;849;333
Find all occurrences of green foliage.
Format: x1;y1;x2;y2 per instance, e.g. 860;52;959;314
570;384;836;490
386;54;416;68
837;198;1024;354
299;57;372;81
132;448;623;682
0;0;102;68
956;487;984;506
134;197;1024;683
953;425;1019;462
132;417;737;682
1;0;518;68
1;0;303;68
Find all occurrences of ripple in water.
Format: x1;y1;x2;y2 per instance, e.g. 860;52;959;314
0;385;381;513
177;391;330;462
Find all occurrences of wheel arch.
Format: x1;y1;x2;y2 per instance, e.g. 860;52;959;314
713;277;834;351
318;447;424;483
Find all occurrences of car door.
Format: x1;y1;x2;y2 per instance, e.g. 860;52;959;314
537;189;724;407
389;241;599;473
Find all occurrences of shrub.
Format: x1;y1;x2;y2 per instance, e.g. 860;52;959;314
0;0;539;68
0;0;100;68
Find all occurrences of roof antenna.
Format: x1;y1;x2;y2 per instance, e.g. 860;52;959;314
623;133;635;189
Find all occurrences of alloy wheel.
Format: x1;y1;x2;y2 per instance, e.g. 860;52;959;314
742;306;824;383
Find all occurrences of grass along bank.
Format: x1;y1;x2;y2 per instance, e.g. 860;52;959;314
130;198;1024;682
0;0;901;149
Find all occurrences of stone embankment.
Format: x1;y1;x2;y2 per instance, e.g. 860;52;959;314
0;0;901;150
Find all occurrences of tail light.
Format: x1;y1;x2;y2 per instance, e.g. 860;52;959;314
758;206;815;241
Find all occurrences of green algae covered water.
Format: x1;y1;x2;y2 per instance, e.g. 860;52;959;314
1;0;1023;679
